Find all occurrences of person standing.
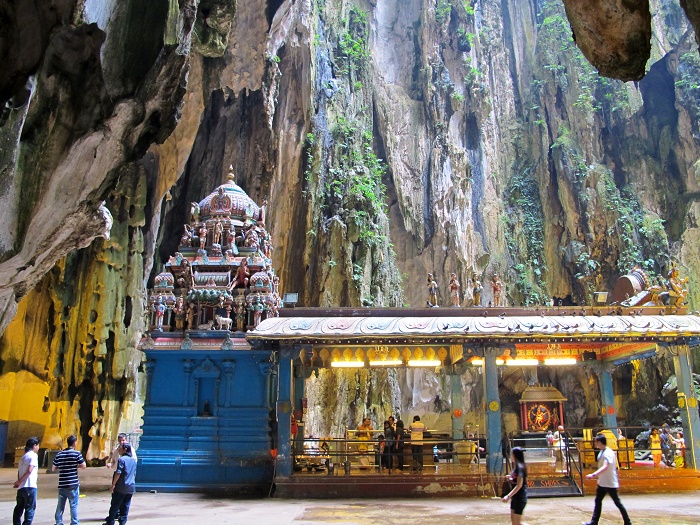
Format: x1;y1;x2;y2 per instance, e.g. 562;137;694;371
394;418;405;470
104;443;137;525
660;425;675;467
649;427;662;467
583;433;632;525
13;436;40;525
52;435;87;525
107;434;137;468
502;446;528;525
409;415;426;472
382;420;395;472
552;425;565;464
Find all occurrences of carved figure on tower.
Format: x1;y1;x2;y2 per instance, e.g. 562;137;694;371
181;225;193;247
153;296;166;331
213;219;223;246
199;224;207;250
174;296;186;330
190;202;200;224
233;259;250;289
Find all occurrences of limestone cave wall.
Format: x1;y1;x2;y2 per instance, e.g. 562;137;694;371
2;0;700;457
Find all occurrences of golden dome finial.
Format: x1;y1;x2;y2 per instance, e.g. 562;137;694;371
227;165;235;183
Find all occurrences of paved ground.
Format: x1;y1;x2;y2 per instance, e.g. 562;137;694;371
1;467;699;524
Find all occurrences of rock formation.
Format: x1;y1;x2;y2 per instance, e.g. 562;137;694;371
2;0;700;456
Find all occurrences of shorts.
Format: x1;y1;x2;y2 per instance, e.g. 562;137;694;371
510;495;527;515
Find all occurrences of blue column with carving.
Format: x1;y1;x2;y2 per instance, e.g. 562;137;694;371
483;347;503;473
672;344;700;469
276;345;294;477
450;366;464;439
599;367;618;430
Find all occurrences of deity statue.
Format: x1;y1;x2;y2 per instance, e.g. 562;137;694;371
174;296;186;330
449;273;461;307
182;225;195;247
491;274;504;307
190;202;200;224
667;264;689;307
186;301;196;330
226;227;235;249
233;259;250;289
252;295;264;327
235;300;245;331
243;225;259;249
152;295;167;331
213;219;223;246
427;273;438;307
199;224;208;250
472;279;483;307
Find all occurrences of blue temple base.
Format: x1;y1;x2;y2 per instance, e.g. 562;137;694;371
136;337;276;494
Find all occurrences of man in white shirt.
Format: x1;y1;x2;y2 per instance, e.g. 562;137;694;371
409;415;426;472
107;433;137;468
583;433;632;525
13;436;40;525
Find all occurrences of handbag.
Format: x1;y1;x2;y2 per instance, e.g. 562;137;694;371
500;478;513;498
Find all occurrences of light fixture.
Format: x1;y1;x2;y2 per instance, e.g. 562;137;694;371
505;358;539;366
330;361;365;368
369;359;403;366
470;358;505;366
544;357;577;366
407;359;441;367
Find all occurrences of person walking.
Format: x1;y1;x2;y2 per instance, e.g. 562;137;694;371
583;433;632;525
104;443;137;525
13;436;40;525
409;415;426;472
52;435;87;525
501;446;528;525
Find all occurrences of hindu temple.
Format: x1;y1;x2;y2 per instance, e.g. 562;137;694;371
136;169;281;491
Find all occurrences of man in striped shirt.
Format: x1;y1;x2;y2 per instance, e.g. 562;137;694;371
52;435;86;525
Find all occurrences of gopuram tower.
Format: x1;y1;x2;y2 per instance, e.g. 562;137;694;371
136;168;280;493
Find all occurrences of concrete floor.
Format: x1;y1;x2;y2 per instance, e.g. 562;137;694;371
1;467;699;524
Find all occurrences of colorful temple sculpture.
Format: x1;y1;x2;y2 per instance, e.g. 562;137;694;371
137;170;281;493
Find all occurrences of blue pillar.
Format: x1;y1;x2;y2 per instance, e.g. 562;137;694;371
483;345;503;473
672;344;700;469
276;345;294;477
450;364;465;439
598;366;618;431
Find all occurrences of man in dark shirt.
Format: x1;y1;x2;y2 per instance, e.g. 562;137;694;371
104;443;137;525
52;435;86;525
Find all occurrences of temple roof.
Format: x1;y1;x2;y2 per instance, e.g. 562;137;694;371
198;171;260;221
519;385;567;403
248;314;700;343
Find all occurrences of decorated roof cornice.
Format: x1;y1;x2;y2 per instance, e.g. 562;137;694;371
247;314;700;344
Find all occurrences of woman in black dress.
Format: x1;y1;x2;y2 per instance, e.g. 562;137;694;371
502;446;527;525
